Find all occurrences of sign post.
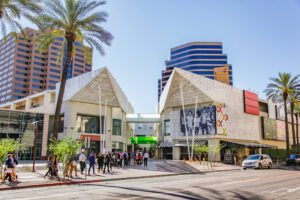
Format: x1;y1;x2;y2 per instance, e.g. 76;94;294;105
84;136;90;180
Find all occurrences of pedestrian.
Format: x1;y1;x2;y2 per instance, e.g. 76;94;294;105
53;155;58;177
44;153;54;178
97;153;104;172
79;150;86;175
109;153;113;171
138;152;143;165
69;156;78;178
131;151;136;167
128;151;131;166
143;151;149;167
124;151;128;167
12;153;18;180
2;153;15;183
103;154;110;174
88;152;96;175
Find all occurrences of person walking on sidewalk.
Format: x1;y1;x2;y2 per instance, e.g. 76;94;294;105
79;151;86;175
103;154;110;174
53;155;58;177
88;152;96;176
97;153;104;172
143;151;149;167
69;156;78;178
44;153;54;178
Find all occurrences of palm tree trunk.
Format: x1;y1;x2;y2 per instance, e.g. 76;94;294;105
296;114;299;147
284;99;290;157
52;38;74;139
291;104;296;147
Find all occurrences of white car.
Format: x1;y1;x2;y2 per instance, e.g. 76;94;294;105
242;154;272;170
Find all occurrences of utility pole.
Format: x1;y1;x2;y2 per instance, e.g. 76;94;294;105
32;121;39;172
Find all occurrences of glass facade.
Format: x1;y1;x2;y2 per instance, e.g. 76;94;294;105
158;42;233;101
0;110;44;160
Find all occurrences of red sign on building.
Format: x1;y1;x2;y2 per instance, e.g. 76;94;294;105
80;134;101;141
243;90;259;116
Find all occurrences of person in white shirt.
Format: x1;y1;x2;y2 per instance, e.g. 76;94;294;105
79;150;86;175
143;152;150;167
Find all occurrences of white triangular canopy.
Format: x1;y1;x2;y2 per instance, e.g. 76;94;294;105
56;67;134;113
159;68;237;113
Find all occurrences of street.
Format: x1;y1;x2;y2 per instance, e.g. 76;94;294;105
1;169;299;200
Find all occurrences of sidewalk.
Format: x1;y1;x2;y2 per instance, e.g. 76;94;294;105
0;160;241;191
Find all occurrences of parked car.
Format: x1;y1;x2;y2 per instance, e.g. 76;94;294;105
286;154;300;166
295;157;300;166
242;154;272;170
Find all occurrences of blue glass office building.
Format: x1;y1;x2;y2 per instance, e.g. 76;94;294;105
158;42;233;101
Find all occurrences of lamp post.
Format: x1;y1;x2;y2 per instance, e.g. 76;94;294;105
31;121;39;172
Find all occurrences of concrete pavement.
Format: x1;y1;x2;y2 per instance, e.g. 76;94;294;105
0;160;241;191
1;169;300;199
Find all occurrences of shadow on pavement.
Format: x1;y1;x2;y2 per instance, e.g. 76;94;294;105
84;183;267;200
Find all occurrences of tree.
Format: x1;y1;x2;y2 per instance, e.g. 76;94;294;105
295;102;300;147
264;73;300;157
0;0;41;37
49;137;82;178
0;138;21;179
288;90;300;147
31;0;113;139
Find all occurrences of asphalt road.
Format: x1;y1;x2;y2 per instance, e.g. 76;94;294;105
1;169;300;200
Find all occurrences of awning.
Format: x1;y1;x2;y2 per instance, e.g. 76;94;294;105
222;141;276;148
159;140;173;148
174;140;207;147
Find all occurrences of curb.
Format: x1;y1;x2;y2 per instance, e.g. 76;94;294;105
0;168;240;191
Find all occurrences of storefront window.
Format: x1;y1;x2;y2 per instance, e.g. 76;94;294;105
164;120;170;136
76;114;104;134
112;119;122;136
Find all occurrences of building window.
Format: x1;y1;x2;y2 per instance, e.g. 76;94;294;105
50;75;60;79
76;114;104;134
164;120;171;136
112;119;122;136
50;69;60;73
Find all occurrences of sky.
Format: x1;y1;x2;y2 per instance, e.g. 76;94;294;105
21;0;300;113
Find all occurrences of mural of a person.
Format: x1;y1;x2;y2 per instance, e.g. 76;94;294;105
195;112;200;135
200;110;209;135
186;111;194;136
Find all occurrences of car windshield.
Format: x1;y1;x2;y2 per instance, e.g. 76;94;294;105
246;155;260;160
290;154;298;159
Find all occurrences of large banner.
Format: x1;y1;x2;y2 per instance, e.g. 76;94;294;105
276;120;286;141
180;105;216;136
261;117;277;140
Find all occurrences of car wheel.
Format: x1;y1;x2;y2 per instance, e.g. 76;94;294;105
268;163;272;169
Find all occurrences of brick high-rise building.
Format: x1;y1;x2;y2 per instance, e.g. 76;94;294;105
0;27;93;104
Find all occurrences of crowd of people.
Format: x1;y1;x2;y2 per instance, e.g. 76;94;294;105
44;150;151;179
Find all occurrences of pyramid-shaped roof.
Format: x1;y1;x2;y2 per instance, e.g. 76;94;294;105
56;67;134;113
159;68;240;113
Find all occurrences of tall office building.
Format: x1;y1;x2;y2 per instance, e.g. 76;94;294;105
0;27;93;104
158;42;232;101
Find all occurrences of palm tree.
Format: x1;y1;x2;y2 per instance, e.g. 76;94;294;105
0;0;41;37
30;0;113;139
295;102;300;147
288;90;300;147
264;73;299;157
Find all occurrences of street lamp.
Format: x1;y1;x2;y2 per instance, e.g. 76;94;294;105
31;121;39;172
